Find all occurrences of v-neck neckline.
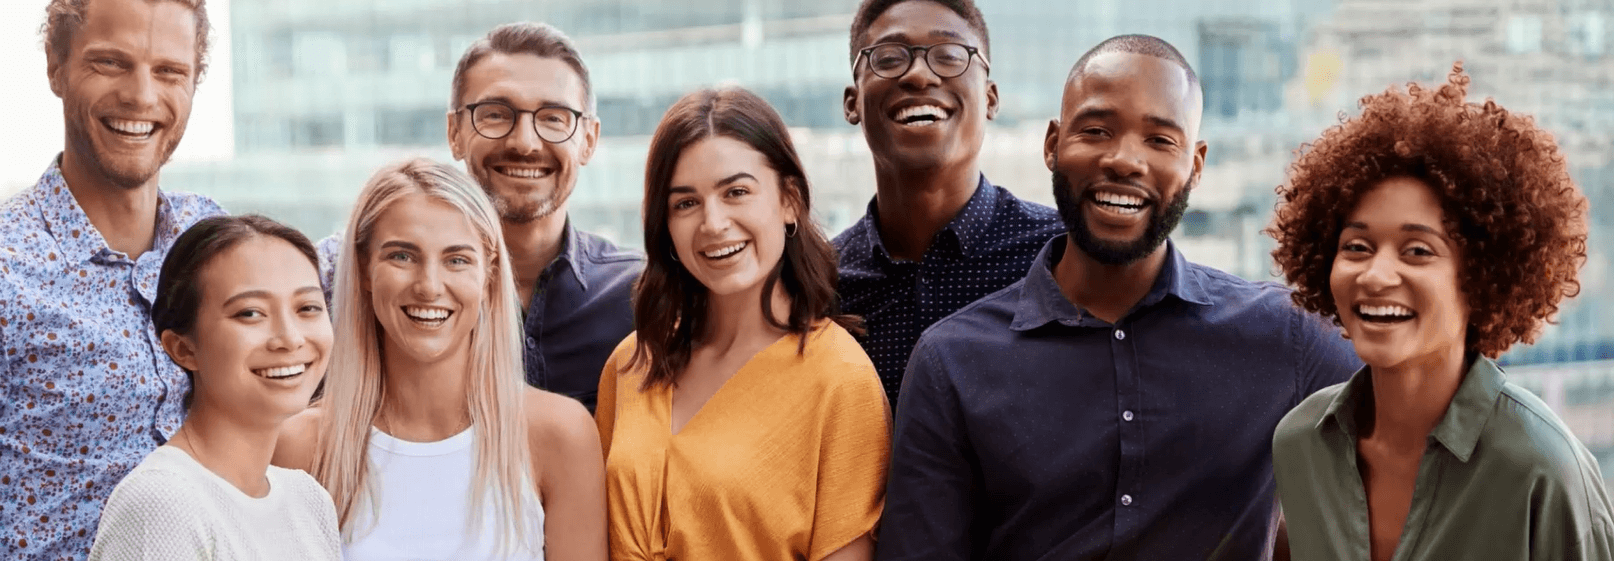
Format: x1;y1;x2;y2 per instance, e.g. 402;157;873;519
666;330;798;437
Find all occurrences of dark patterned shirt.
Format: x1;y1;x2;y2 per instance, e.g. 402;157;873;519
0;158;226;560
833;174;1063;406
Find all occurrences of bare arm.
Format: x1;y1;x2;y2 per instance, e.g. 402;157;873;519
823;533;875;561
271;407;324;473
529;391;608;561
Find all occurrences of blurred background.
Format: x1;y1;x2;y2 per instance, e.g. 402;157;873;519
2;0;1610;482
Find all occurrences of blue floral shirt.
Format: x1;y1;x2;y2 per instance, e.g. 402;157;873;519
0;159;225;560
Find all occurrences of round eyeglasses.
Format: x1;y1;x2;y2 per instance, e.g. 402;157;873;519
461;101;586;143
856;42;989;79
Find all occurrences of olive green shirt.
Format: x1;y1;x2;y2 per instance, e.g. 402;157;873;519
1274;357;1614;560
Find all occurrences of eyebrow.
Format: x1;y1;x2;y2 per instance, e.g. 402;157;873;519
669;172;758;195
1068;108;1184;134
871;30;967;46
380;240;420;252
222;286;324;308
80;45;193;71
471;95;573;110
1342;221;1452;240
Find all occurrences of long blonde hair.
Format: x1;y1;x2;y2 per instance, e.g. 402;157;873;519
312;158;538;553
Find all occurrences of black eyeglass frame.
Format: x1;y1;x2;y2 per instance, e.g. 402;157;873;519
854;42;991;79
459;101;590;143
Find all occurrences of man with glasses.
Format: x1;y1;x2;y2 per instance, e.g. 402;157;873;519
836;0;1064;407
318;22;640;413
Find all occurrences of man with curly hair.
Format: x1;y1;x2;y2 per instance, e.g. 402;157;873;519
1269;63;1613;560
879;34;1361;560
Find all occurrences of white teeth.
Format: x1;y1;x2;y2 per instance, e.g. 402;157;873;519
404;306;451;321
498;166;549;179
1359;305;1415;318
702;242;747;259
105;118;155;136
894;105;949;124
255;364;306;379
1095;192;1146;207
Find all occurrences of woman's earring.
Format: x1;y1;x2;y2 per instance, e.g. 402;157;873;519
785;222;798;239
669;247;680;263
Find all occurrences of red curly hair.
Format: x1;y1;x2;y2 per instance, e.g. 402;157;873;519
1268;62;1588;359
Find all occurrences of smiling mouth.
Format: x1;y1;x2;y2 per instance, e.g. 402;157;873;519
1088;191;1150;215
493;165;553;180
1355;304;1417;324
253;363;309;380
701;241;748;260
403;305;453;326
890;104;952;127
102;118;158;140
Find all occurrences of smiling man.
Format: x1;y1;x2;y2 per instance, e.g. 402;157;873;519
835;0;1064;407
0;0;226;558
877;35;1361;560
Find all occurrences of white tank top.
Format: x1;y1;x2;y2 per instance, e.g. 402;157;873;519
343;426;545;561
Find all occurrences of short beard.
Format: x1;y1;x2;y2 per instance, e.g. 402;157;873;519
492;195;562;225
1052;167;1192;266
63;110;175;190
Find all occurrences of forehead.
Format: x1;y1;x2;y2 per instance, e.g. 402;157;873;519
76;0;197;57
1063;52;1198;123
198;236;316;297
373;193;482;248
864;0;981;48
671;136;775;185
460;52;587;109
1348;176;1448;228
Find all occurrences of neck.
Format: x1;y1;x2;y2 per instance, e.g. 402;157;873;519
503;208;569;309
57;152;161;259
871;160;980;262
379;342;475;442
700;281;793;355
1362;344;1469;452
1052;236;1170;324
171;404;281;498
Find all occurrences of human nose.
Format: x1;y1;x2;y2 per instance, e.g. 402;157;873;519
506;111;544;155
120;66;160;110
1099;135;1147;179
896;48;943;89
1357;249;1402;292
413;261;445;299
698;197;732;235
267;310;308;352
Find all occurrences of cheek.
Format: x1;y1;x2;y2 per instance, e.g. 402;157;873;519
1328;260;1354;311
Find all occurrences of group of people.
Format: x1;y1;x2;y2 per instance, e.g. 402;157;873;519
2;0;1610;560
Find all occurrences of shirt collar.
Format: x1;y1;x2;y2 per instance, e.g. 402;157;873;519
546;218;589;290
1009;235;1211;332
858;173;1000;262
1318;356;1505;462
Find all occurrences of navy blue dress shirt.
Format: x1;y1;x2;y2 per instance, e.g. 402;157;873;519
521;222;642;413
877;234;1361;561
833;174;1063;406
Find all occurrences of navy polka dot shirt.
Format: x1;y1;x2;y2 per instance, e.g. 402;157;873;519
833;174;1065;406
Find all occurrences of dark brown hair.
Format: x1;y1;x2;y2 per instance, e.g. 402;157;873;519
450;22;593;112
629;87;860;389
849;0;990;65
152;214;320;406
1268;62;1588;358
42;0;211;80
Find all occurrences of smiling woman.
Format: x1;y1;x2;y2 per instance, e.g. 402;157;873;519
87;214;340;561
272;158;606;561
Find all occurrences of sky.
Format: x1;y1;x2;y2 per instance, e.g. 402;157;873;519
0;0;234;196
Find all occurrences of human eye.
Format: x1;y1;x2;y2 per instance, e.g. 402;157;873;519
671;197;697;211
726;186;752;198
385;250;413;263
1339;239;1371;254
299;302;326;315
1404;244;1437;258
447;254;475;267
233;308;265;320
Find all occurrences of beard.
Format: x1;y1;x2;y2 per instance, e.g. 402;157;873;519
63;103;181;191
471;153;572;225
1052;166;1193;266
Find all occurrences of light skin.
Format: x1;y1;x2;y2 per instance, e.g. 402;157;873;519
1329;176;1470;561
842;0;998;262
1042;52;1206;322
448;53;600;309
274;194;606;559
47;0;200;259
160;236;331;498
663;136;872;560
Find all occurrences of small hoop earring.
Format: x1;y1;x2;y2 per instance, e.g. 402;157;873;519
669;247;680;263
785;222;798;239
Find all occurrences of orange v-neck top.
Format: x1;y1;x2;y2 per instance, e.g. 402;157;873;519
596;322;890;561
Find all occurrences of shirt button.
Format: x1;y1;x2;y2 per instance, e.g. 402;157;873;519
1121;494;1133;506
1122;410;1134;422
525;336;536;349
1114;329;1126;340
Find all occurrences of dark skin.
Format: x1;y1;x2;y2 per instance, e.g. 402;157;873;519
842;0;999;261
1042;52;1205;322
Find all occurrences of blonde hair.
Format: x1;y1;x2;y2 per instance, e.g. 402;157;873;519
312;158;538;554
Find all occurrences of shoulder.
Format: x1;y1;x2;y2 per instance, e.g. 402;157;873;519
273;407;327;472
102;456;207;522
991;187;1064;235
1485;383;1605;483
574;229;645;265
159;190;227;227
524;388;600;454
1274;381;1346;449
799;323;881;386
918;278;1025;347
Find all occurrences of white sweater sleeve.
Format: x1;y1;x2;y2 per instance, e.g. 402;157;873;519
87;469;213;561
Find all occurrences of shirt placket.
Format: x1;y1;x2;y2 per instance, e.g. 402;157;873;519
1111;321;1145;541
523;269;554;388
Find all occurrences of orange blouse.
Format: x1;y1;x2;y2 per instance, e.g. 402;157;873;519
596;322;890;561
